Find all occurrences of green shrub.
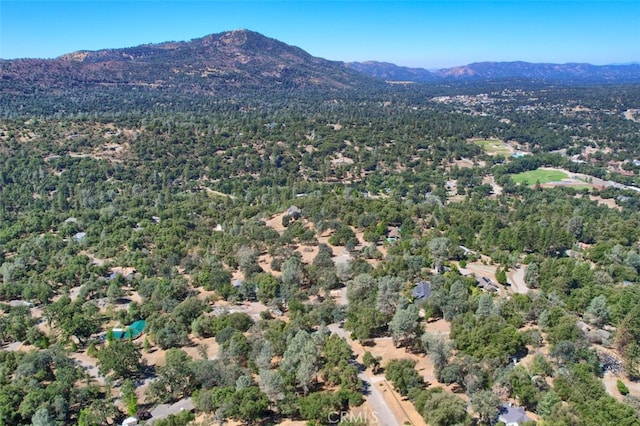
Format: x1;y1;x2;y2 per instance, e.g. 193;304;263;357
617;379;630;395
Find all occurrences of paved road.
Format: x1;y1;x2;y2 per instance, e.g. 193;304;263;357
328;324;399;426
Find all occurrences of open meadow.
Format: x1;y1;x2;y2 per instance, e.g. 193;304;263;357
511;168;569;185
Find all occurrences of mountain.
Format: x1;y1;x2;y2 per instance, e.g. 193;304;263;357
345;61;438;82
0;29;379;96
3;29;639;110
349;60;640;84
433;61;640;83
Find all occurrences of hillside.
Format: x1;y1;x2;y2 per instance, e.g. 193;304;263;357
0;29;380;96
345;60;439;82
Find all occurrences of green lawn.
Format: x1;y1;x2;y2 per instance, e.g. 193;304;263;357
470;138;512;155
511;169;568;185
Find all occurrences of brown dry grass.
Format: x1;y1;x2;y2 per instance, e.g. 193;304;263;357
264;212;288;234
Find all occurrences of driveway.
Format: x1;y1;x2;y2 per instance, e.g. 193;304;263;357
507;266;529;294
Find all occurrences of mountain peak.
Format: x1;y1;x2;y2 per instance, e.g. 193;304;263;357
197;29;261;46
2;29;379;95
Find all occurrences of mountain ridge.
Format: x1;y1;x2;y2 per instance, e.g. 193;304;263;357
2;29;640;102
347;60;640;83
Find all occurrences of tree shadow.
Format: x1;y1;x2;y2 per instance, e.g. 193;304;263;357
360;379;372;396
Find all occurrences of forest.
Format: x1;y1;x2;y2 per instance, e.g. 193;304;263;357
1;78;640;426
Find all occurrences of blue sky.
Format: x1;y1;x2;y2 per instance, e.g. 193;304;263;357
1;1;638;68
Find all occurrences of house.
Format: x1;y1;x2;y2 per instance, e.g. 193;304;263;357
477;276;499;292
106;270;135;282
412;281;432;301
286;205;302;218
498;403;532;426
387;227;400;242
72;232;87;242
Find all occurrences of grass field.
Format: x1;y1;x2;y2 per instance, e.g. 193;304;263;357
470;138;512;155
512;169;568;185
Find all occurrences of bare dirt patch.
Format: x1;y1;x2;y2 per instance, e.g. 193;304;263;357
331;153;354;165
264;212;288;235
297;244;320;265
181;336;219;361
588;195;621;210
482;175;503;196
202;187;237;200
624;109;640;123
603;371;640;401
258;253;281;277
424;318;451;335
452;158;475;169
216;300;270;321
81;250;110;266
